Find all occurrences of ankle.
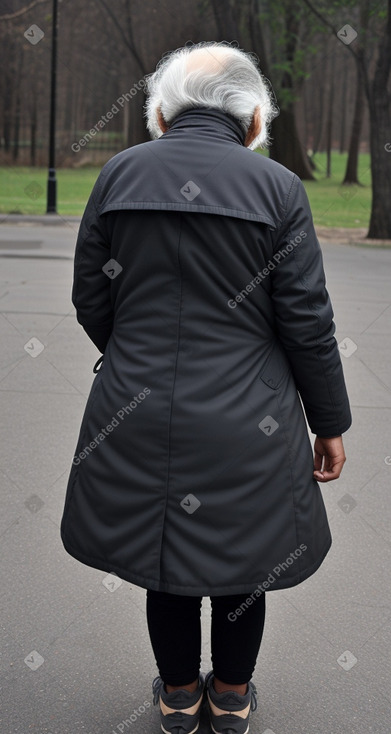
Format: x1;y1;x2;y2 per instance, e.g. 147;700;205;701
213;676;248;696
165;677;199;694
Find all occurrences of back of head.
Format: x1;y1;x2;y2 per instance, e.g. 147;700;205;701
144;41;278;150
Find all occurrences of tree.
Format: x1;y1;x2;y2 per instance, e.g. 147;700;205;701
342;62;365;184
95;0;148;147
209;0;315;178
341;0;370;184
0;0;49;21
261;0;315;179
303;0;391;238
325;41;337;177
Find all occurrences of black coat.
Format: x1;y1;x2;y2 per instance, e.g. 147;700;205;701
60;108;352;596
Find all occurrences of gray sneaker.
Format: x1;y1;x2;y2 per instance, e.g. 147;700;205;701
204;671;258;734
152;672;205;734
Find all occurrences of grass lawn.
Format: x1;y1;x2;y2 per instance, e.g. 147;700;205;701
0;166;100;217
0;151;372;227
304;151;371;228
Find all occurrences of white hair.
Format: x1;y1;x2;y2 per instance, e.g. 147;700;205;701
143;41;279;150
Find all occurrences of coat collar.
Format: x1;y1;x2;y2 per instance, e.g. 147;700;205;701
162;107;247;146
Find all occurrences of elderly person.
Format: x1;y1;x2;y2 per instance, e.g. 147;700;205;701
61;41;351;734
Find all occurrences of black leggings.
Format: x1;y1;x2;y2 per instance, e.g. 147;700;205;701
146;590;266;686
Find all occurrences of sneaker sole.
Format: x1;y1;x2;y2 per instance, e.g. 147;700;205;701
161;724;199;734
210;718;249;734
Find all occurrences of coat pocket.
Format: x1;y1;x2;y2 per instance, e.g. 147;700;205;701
258;340;291;390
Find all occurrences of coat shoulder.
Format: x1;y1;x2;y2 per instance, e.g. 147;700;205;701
93;140;301;229
101;141;298;188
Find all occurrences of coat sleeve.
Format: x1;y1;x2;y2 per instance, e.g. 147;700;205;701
72;176;114;353
270;174;352;438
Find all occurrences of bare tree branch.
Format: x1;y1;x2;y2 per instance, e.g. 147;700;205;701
301;0;358;60
96;0;147;76
301;0;372;96
0;0;49;22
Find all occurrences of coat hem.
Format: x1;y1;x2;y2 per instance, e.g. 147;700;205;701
60;529;332;596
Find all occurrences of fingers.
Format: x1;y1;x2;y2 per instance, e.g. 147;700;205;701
313;455;346;482
313;449;323;473
313;435;346;482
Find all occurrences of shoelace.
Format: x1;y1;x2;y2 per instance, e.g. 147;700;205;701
248;681;258;712
152;675;164;705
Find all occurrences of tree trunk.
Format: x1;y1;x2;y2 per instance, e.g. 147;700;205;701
3;74;12;152
12;48;24;162
342;63;365;184
325;49;336;178
302;0;391;237
342;0;370;183
367;98;391;238
269;107;315;179
312;77;324;155
127;90;148;147
3;113;11;152
339;59;348;153
210;0;238;39
13;87;21;161
30;100;37;166
366;0;391;238
248;0;315;178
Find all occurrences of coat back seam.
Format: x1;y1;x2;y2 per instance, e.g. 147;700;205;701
157;212;184;585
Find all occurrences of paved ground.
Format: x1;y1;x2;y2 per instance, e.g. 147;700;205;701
1;220;391;734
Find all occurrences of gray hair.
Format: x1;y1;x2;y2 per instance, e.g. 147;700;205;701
143;41;279;150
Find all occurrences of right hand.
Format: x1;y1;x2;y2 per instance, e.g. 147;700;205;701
313;435;346;482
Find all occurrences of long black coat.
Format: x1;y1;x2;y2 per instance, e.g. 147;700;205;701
60;108;351;596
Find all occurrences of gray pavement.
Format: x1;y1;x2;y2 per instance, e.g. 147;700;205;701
1;221;391;734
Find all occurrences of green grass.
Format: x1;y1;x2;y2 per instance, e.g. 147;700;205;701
0;166;100;216
0;151;372;227
303;152;372;228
